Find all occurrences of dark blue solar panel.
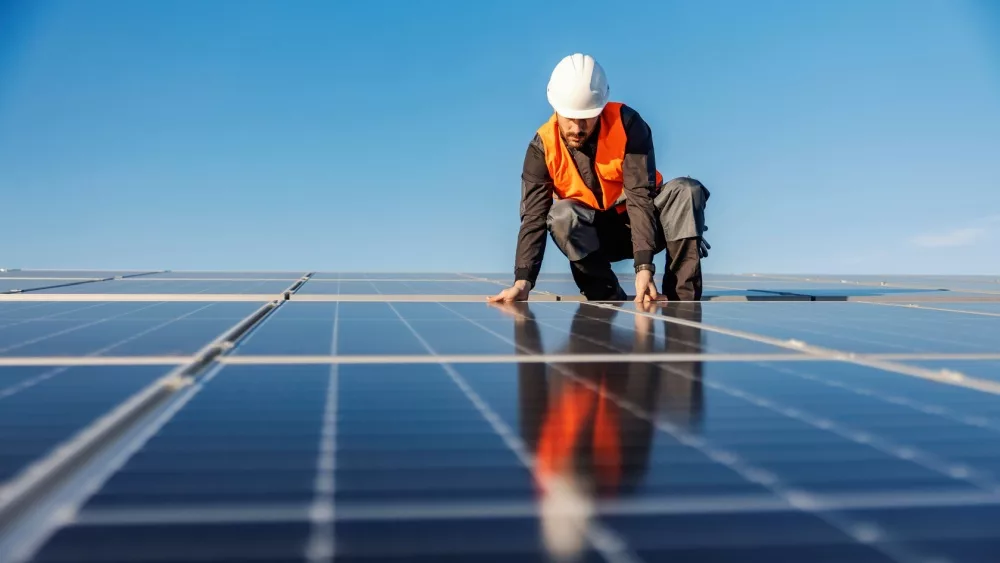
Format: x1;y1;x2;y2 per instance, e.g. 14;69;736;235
0;365;171;485
29;279;293;294
0;302;260;356
27;280;290;294
296;280;507;295
27;358;1000;563
0;280;96;293
309;272;472;280
0;270;149;279
143;271;305;280
28;522;311;563
233;302;792;356
8;271;1000;563
79;365;328;509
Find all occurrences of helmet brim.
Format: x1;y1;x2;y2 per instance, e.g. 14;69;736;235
551;104;605;120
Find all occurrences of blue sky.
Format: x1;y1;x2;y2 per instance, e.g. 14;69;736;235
1;0;998;275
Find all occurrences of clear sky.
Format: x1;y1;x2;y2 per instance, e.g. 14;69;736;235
1;0;998;275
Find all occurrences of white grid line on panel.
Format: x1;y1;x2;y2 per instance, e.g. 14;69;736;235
65;488;1000;526
306;301;340;563
3;353;1000;368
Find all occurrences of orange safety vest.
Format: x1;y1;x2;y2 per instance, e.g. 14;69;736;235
536;101;664;212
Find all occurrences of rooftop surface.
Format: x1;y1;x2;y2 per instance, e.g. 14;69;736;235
1;270;1000;562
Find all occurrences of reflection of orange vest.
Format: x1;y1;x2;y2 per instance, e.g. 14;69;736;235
536;101;664;212
535;377;621;495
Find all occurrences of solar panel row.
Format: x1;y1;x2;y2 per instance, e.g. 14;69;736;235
0;272;999;562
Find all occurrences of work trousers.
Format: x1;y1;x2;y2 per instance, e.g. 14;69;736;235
546;177;710;301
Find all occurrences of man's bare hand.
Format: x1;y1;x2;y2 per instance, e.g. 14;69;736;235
634;269;658;303
487;280;531;303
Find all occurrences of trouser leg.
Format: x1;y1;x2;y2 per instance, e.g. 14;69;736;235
547;199;628;301
654;177;710;301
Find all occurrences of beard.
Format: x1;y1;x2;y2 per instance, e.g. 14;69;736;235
561;131;591;148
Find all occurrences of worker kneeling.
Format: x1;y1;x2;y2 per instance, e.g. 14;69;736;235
489;53;710;304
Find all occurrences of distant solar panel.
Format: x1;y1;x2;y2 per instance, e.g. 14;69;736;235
30;280;294;295
143;271;306;280
1;272;1000;563
0;271;153;279
296;280;508;295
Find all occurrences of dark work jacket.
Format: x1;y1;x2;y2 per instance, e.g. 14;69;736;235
514;104;660;285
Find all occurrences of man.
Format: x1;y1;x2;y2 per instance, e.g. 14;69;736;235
488;53;710;303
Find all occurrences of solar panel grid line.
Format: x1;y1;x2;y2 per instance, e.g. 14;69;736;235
446;305;924;561
288;293;567;302
0;357;194;366
0;293;279;302
0;301;169;355
0;302;113;331
858;301;1000;318
764;363;1000;439
42;486;1000;527
219;353;819;365
305;301;339;563
657;363;1000;493
383;301;642;563
0;366;70;400
214;352;1000;364
83;302;219;358
584;302;1000;396
3;278;115;295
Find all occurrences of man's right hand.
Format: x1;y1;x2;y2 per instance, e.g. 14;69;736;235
487;280;531;303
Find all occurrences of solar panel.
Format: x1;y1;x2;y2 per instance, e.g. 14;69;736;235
295;281;510;295
0;271;155;279
0;365;173;485
30;280;295;295
0;302;262;357
1;272;999;563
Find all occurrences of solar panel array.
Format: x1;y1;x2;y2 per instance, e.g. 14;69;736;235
1;269;1000;562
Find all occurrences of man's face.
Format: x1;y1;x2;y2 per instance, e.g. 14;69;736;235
556;114;599;148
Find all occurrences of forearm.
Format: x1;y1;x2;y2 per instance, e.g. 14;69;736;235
515;136;554;286
620;105;659;268
623;179;658;267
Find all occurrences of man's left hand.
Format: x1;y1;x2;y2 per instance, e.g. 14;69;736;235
634;269;658;303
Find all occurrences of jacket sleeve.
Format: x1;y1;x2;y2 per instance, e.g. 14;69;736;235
620;105;659;268
514;134;553;286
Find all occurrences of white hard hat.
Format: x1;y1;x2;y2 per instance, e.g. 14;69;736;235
546;53;610;119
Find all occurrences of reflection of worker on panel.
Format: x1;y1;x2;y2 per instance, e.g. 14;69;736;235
493;302;704;560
